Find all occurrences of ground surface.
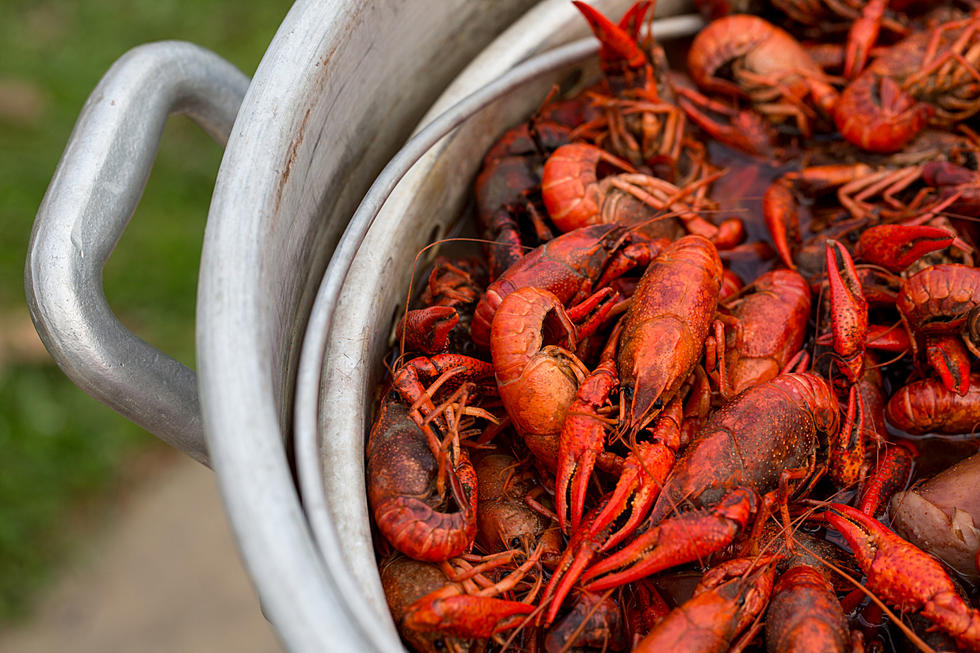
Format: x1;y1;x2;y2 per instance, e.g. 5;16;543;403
0;452;285;653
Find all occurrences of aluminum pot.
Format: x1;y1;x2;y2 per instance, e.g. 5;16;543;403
296;0;700;649
27;1;539;650
26;0;698;650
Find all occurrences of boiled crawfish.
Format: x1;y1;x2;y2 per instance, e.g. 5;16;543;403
367;396;478;562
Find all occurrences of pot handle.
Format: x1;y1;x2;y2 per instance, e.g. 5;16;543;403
25;41;250;467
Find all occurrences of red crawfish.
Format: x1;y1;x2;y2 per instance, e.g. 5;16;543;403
571;1;689;172
581;372;839;591
366;396;477;562
828;503;980;651
489;286;594;470
686;14;838;138
836;11;980;153
474;94;600;278
540;142;741;246
471;223;660;349
617;234;723;439
631;556;778;653
707;268;812;400
898;263;980;359
765;564;851;653
397;546;545;650
396;256;487;355
887;372;980;435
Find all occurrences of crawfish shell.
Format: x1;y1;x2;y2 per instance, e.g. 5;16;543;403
649;374;833;522
617;235;722;433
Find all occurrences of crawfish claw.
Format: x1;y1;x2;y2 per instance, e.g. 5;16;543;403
826;503;980;650
572;1;649;69
582;487;758;591
825;239;868;382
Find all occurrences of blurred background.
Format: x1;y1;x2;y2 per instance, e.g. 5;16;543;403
1;0;292;650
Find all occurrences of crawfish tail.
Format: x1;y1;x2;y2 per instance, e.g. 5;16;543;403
766;565;849;653
367;400;477;562
687;15;771;96
898;264;980;335
886;372;980;435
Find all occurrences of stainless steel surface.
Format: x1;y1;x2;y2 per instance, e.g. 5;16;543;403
196;1;545;651
299;1;700;647
26;41;249;467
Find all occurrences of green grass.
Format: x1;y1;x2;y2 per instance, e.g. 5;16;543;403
1;0;292;621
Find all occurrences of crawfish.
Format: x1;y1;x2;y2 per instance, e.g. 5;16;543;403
836;10;980;152
470;223;658;349
580;373;838;591
541;142;688;238
686;15;838;137
828;503;980;651
366;396;478;562
489;286;594;470
765;564;851;653
541;142;740;245
397;546;545;650
708;268;812;400
618;234;723;438
898;263;980;358
887;372;980;434
475;95;600;278
632;556;778;653
397;256;487;355
571;1;705;180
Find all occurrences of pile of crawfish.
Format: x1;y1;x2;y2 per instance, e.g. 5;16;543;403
369;1;980;651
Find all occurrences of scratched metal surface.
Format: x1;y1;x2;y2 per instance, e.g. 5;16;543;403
301;0;699;649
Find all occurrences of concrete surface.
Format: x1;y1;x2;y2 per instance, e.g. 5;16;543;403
0;453;285;653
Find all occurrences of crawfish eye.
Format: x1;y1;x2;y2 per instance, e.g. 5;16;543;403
388;390;400;402
433;639;446;651
652;398;664;410
622;386;633;401
510;536;523;550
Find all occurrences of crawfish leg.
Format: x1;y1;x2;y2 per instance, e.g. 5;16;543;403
581;487;758;591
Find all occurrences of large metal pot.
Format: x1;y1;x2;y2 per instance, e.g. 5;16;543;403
26;0;697;650
296;0;699;649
